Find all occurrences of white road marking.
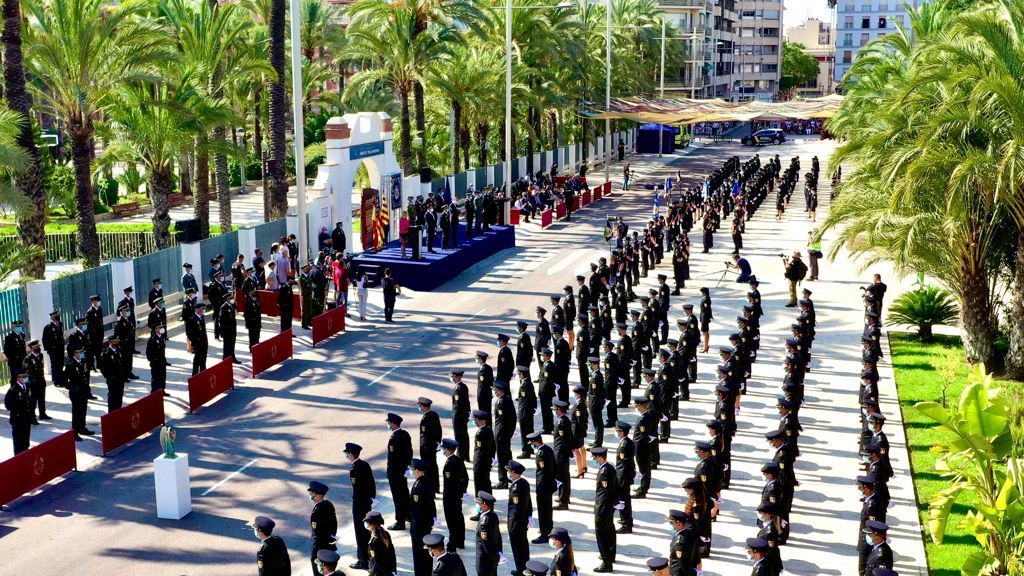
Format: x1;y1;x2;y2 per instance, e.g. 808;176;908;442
466;308;487;322
365;366;398;387
201;459;259;496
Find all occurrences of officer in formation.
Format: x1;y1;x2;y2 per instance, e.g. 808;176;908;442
345;442;376;570
410;457;436;576
441;438;469;551
42;310;65;390
186;302;209;375
386;412;413;531
505;460;532;574
279;278;296;332
365;511;397;576
4;369;33;454
307;480;338;575
146;323;168;394
451;369;471;461
67;343;94;439
219;289;238;362
419;396;443;494
244;277;262;349
249;515;290;576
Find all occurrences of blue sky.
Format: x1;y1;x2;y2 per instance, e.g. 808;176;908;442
784;0;834;30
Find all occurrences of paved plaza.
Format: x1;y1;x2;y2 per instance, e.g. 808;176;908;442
0;137;926;576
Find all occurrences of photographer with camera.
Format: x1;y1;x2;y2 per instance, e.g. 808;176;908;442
782;251;808;307
725;252;753;284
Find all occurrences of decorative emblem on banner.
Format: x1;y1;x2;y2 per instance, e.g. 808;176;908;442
33;456;45;476
210;374;218;389
271;345;279;358
131;411;141;430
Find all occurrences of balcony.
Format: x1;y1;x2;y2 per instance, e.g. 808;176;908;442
658;0;712;9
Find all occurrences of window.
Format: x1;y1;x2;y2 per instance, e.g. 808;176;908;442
861;17;870;28
761;28;779;38
861;4;871;12
741;27;754;37
878;16;887;29
764;10;780;19
763;63;778;73
844;16;854;29
843;32;853;46
895;15;904;27
860;32;869;45
843;50;852;63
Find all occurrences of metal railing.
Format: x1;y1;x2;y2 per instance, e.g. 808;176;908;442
0;231;179;263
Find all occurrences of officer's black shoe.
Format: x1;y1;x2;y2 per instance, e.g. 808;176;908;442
495;482;510;490
40;414;52;420
31;419;40;425
349;561;368;569
632;491;646;499
232;359;243;364
88;394;99;400
80;428;95;436
531;535;549;544
517;451;533;459
469;514;480;521
387;522;405;530
603;421;614;427
615;526;632;534
555;503;569;511
75;434;83;442
594;563;613;572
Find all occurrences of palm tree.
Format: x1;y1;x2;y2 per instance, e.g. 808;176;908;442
2;0;46;279
25;0;168;268
267;0;289;219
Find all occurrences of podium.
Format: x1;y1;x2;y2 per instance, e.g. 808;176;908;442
154;453;192;519
409;225;423;260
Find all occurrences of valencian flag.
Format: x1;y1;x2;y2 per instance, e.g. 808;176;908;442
372;190;389;251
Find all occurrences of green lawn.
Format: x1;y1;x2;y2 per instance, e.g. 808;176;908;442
0;223;232;234
890;333;986;576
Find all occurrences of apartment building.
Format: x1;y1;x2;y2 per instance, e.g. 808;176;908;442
786;18;834;97
834;0;918;84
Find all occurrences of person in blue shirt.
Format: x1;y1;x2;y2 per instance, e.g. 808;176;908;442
727;252;753;283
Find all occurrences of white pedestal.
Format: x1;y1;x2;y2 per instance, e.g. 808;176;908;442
154;453;192;519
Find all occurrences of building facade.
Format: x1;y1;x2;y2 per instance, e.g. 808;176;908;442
786;18;834;97
834;0;918;85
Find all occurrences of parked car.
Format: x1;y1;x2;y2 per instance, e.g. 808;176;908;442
741;129;786;146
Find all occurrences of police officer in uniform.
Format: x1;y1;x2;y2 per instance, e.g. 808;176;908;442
472;409;496;503
66;344;94;439
117;286;138;354
497;333;514;383
85;295;103;372
552;399;573;509
411;457;437;576
506;461;533;575
148;277;163;310
515;365;537;458
587;356;606;447
345;442;376;570
5;370;32;453
181;263;198;295
592;446;617;572
441;438;469;550
112;304;136;380
42;310;65;389
279;279;296;332
535;307;551;371
537;348;556;433
515;322;533;377
493;381;516;489
528;431;556;543
386;412;413;530
451;369;471;462
147;297;167;331
476;351;494;428
418;396;442;494
365;510;397;576
315;549;343;576
147;324;168;394
25;341;47;422
98;335;125;411
250;516;290;576
299;263;314;329
746;537;774;576
307;480;338;575
667;509;698;576
244;281;262;349
614;421;635;533
475;491;503;576
186;302;209;375
424;533;468;576
862;521;894;576
219;291;239;362
857;475;885;574
632;396;655;498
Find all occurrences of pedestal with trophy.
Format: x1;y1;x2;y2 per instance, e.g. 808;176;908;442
153;426;192;519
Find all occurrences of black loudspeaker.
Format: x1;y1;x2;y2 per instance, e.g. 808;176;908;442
174;218;201;243
419;167;432;183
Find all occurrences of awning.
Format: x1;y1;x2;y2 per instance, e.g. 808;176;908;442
589;95;843;124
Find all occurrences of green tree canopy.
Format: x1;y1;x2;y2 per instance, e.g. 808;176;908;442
780;41;820;95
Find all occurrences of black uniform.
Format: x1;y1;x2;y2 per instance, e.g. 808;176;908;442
186;311;209;375
553;412;572;506
633;410;655;496
117;294;137;353
350;458;376;567
615;435;635;528
516;333;534;371
862;542;894;576
219;300;238;360
113;314;135;377
368;526;397;576
534;443;557;537
310;499;338;572
388;427;413;525
66;355;89;434
146;331;167;393
473;424;496;495
42;318;65;388
411;475;437;576
475;508;502;576
421;409;442;493
85;304;103;371
256;534;291;576
858;494;887;573
452;379;472;461
515;375;537;455
25;351;46;419
278;283;294;332
497;344;514;383
98;344;125;412
537;359;556;432
244;290;262;348
670;524;699;576
493;393;516;482
507;476;533;574
478;363;494;427
443;453;470;549
5;380;32;454
594;460;618;566
588;369;606;446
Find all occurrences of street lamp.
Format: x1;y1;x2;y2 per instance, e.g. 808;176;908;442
505;0;573;224
289;0;307;264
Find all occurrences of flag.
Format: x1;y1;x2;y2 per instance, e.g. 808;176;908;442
731;181;741;197
373;189;389;251
702;178;709;198
653;189;660;214
443;177;453;205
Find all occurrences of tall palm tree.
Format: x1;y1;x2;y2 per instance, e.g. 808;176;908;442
2;0;46;279
25;0;169;267
267;0;289;219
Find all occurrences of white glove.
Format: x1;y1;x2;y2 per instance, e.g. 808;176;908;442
463;492;472;501
660;415;669;422
642;346;649;351
498;553;508;565
433;517;442;528
614;501;625;511
555;384;562;394
648;435;657;442
630;360;637;367
556;480;563;489
617;378;625;385
604;400;611;408
701;536;711;543
528;516;538;529
634;471;643;482
534;407;541;416
673;393;681;399
491;458;499;467
722;464;730;471
371;498;380;509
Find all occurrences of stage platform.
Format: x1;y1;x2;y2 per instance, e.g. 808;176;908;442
353;224;516;291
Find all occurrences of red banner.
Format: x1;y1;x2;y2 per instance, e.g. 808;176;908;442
556;202;566;220
573;196;581;211
593;185;602;201
541;209;553;229
312;305;346;346
582;190;591;207
252;329;294;376
187;357;235;413
603;181;611;196
510;208;520;226
100;392;165;456
0;431;77;507
553;176;569;186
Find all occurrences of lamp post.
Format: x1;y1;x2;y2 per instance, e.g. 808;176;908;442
289;0;307;264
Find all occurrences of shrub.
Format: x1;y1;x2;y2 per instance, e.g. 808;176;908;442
228;154;262;187
99;177;119;207
45;162;77;218
887;285;959;341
